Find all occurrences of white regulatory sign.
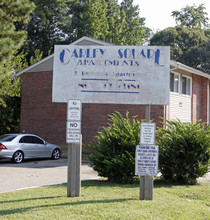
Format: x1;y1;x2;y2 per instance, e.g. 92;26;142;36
140;122;156;145
66;121;81;143
135;145;159;176
67;99;82;121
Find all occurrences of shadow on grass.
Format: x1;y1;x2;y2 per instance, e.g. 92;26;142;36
81;178;197;190
0;196;63;204
81;178;175;189
0;198;134;216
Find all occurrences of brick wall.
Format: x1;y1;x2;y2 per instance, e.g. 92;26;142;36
20;71;66;144
82;103;164;144
192;75;209;124
20;71;164;145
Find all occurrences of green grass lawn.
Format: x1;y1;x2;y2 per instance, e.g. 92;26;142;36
0;180;209;220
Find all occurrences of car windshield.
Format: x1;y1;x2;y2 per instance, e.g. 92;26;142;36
0;134;18;142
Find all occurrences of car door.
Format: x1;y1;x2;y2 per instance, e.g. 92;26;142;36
30;136;51;158
19;136;37;158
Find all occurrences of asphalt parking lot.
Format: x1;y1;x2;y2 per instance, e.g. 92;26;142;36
0;158;99;193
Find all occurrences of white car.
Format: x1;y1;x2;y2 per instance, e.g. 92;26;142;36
0;134;61;163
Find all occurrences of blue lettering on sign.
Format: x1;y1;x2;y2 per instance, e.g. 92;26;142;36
59;48;105;64
77;59;95;65
140;48;163;66
155;49;161;65
104;60;139;66
59;47;164;67
140;49;146;58
60;49;71;65
118;48;136;59
72;49;78;58
117;48;164;66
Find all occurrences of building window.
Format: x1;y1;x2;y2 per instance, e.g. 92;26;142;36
182;76;191;96
170;73;179;93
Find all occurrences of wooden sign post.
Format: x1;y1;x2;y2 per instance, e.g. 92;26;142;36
67;140;81;197
66;99;82;197
140;105;154;200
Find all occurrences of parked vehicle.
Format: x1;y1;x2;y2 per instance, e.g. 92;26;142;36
0;134;61;163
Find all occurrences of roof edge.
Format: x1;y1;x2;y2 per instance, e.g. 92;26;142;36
70;36;112;45
16;36;112;77
170;60;210;79
16;54;54;77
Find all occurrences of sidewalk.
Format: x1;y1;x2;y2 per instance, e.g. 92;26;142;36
197;172;210;183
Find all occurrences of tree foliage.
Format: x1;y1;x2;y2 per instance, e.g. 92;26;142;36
21;0;149;59
0;51;27;134
0;50;44;134
0;51;28;104
21;0;72;59
150;26;209;68
0;0;35;66
120;0;149;45
171;4;209;29
150;4;210;73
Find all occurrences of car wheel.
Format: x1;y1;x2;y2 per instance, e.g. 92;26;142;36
12;151;24;163
52;149;60;160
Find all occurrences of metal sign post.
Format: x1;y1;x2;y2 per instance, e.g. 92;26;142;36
66;99;82;197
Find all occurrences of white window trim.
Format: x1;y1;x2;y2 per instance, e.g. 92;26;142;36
182;75;192;97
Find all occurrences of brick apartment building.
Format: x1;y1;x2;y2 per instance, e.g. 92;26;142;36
17;37;210;146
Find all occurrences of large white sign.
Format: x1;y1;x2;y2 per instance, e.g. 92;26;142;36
53;45;170;105
135;145;158;176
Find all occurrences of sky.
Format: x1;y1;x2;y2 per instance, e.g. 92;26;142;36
125;0;210;31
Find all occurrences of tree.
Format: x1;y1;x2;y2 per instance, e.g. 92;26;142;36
120;0;149;45
0;51;28;134
21;0;149;60
0;0;34;67
172;4;209;29
68;0;109;41
150;4;210;73
184;39;210;73
21;0;72;60
0;49;44;134
65;0;126;43
150;26;208;63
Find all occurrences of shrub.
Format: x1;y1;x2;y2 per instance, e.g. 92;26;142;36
88;111;141;183
156;120;210;185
